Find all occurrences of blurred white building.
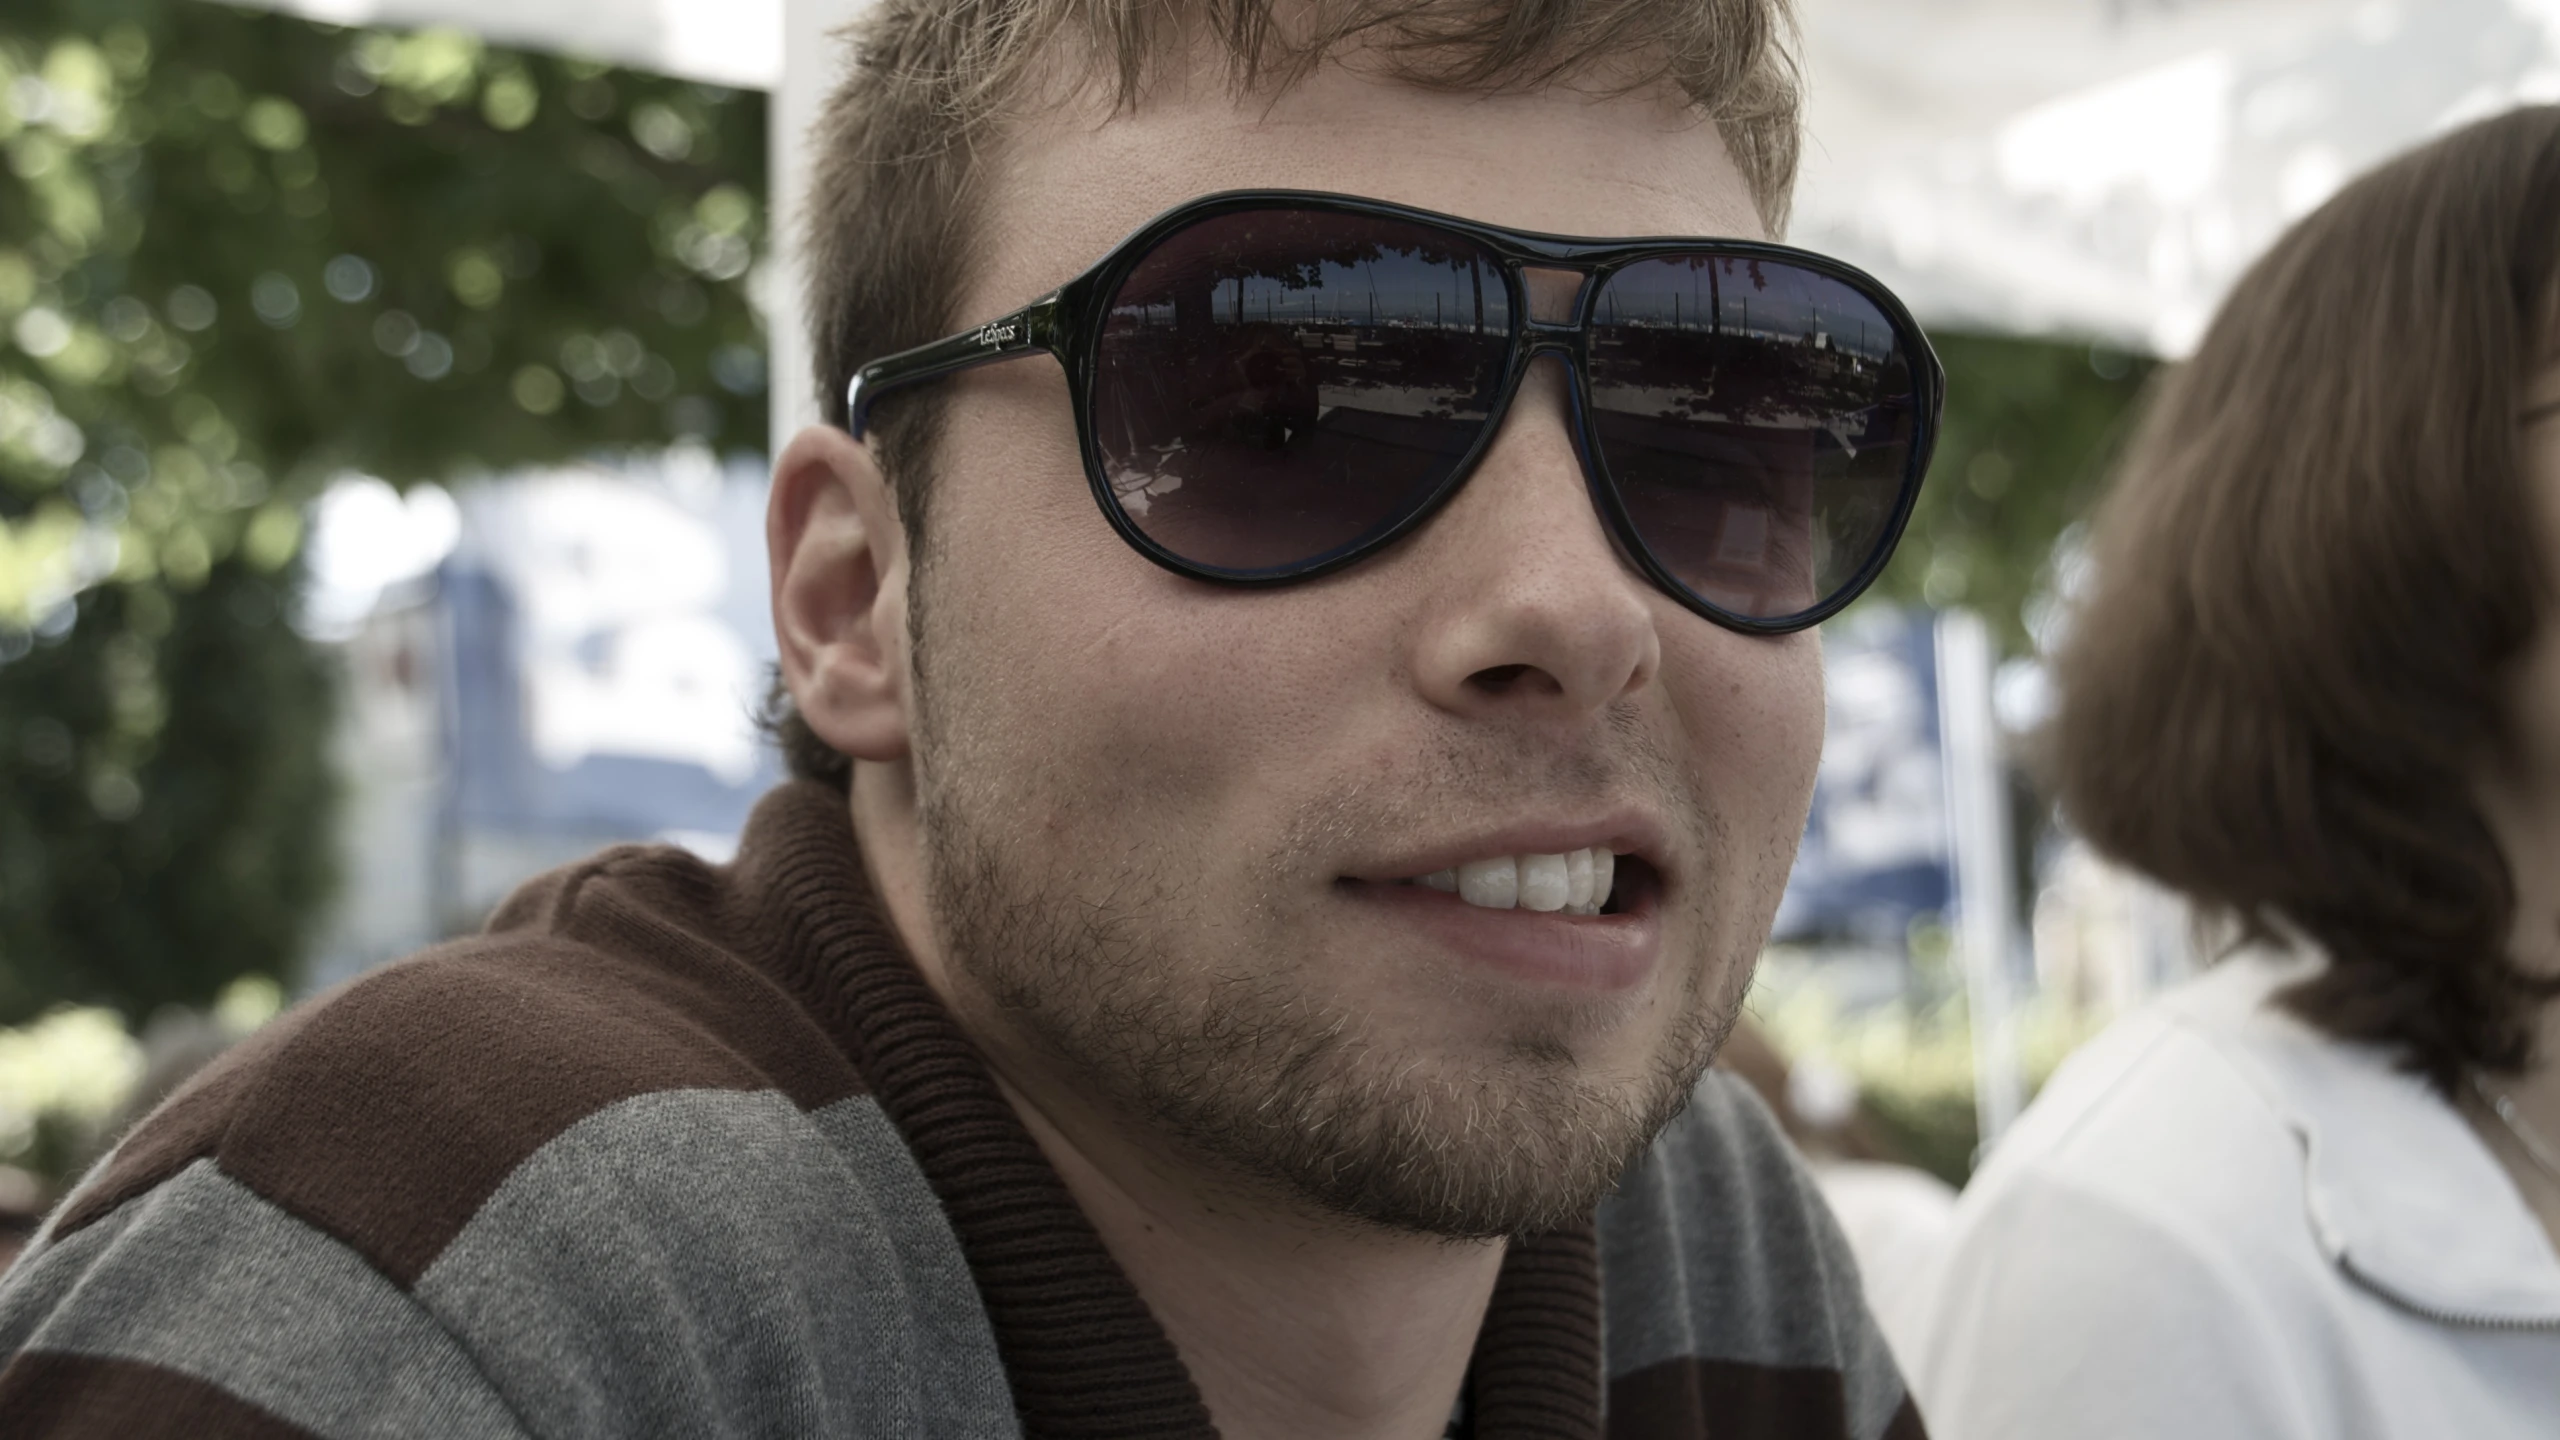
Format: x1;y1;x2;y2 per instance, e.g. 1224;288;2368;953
302;452;781;992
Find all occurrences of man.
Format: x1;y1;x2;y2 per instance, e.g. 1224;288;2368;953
0;3;1940;1436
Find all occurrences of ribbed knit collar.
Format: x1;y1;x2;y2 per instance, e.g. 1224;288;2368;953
732;780;1602;1439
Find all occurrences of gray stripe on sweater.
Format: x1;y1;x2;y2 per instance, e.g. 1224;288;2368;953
0;1159;531;1438
416;1087;1018;1440
1599;1071;1913;1440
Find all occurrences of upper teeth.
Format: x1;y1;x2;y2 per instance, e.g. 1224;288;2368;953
1412;847;1615;915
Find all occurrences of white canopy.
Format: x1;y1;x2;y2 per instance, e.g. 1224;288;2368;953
229;0;2560;391
1792;0;2560;356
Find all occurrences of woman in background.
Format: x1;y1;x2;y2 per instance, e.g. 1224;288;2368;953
1908;106;2560;1437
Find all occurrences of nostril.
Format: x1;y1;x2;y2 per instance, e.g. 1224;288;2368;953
1467;663;1552;695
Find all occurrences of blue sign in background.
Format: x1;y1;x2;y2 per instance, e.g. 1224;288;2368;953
1771;606;1952;946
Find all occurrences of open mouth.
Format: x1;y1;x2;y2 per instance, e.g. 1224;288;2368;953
1391;847;1658;917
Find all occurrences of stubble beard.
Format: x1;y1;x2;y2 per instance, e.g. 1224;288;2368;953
910;610;1753;1239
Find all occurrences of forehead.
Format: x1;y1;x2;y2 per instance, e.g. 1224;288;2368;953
967;59;1767;318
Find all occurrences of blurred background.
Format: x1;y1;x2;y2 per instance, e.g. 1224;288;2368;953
0;0;2553;1315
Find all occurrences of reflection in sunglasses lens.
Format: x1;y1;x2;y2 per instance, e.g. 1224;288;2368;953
1094;210;1514;575
1588;256;1916;622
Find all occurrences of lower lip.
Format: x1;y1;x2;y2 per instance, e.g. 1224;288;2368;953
1344;881;1660;993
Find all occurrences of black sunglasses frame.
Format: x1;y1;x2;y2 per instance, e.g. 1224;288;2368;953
845;189;1944;635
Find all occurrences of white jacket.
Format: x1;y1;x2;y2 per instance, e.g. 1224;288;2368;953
1905;951;2560;1439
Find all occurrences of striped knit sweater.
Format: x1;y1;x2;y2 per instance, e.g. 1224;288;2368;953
0;781;1925;1439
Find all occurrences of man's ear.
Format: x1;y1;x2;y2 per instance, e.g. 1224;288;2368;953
769;424;913;763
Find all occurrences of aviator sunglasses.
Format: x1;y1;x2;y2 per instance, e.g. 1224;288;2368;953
847;190;1943;633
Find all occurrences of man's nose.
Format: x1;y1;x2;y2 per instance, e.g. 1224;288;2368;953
1405;355;1663;722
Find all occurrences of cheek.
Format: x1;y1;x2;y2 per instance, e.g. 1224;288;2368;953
920;398;1374;822
1665;627;1824;801
2508;627;2560;788
1660;626;1826;901
2512;419;2560;781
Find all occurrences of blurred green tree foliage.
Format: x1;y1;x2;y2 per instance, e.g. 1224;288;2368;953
0;0;766;1023
0;567;334;1025
1871;332;2158;653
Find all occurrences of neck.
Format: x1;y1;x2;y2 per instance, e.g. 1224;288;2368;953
2490;999;2560;1172
2471;1003;2560;1253
999;1073;1503;1440
847;767;1501;1440
2481;773;2560;1120
2470;769;2560;1237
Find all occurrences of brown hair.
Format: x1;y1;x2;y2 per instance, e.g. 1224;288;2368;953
2048;106;2560;1091
769;0;1805;789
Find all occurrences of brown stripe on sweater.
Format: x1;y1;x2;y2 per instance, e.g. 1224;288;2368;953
1604;1355;1855;1439
60;843;868;1287
1471;1227;1603;1440
49;999;331;1249
0;1353;323;1439
1879;1394;1928;1440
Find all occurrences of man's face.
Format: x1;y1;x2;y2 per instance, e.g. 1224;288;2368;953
903;60;1823;1236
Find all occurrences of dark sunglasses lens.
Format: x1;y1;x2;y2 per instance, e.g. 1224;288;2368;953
1588;257;1920;622
1092;209;1513;575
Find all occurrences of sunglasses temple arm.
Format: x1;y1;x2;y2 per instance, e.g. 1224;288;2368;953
845;293;1067;439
